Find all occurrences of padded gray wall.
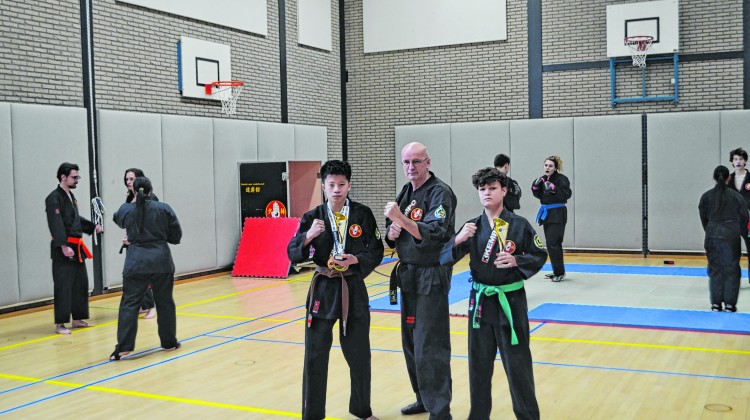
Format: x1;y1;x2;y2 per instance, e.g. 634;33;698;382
450;121;510;226
12;104;91;302
161;115;217;274
258;122;295;161
648;111;721;252
98;110;164;288
294;125;328;162
509;118;575;248
394;124;452;194
573;115;642;250
213;119;258;267
0;103;19;306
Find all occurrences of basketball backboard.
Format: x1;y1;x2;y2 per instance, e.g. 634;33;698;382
606;0;679;58
177;36;232;100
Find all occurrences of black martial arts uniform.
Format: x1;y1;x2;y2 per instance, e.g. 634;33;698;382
505;176;522;213
441;209;547;420
122;193;159;311
386;173;456;420
728;171;750;283
531;172;571;277
45;186;96;325
112;197;182;352
699;186;748;311
287;200;384;420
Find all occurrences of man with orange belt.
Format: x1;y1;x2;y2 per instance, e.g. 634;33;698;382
45;162;102;335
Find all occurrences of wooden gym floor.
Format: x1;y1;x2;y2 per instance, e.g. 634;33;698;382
1;253;749;419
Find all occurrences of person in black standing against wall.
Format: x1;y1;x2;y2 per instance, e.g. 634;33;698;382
45;162;102;335
494;154;522;213
287;160;383;420
110;176;182;360
727;148;750;284
123;168;156;319
699;165;748;312
385;142;457;419
531;156;572;283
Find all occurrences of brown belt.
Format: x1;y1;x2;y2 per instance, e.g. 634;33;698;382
308;266;352;335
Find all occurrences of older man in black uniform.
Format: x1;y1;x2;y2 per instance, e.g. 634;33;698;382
45;162;102;335
288;160;383;420
441;168;546;420
385;142;456;419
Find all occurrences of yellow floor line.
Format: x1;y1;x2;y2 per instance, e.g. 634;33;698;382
176;275;313;310
0;321;118;352
0;373;335;418
531;336;750;355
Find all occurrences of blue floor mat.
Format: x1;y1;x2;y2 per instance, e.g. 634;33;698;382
529;303;750;334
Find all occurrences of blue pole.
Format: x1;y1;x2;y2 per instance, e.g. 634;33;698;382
610;57;616;108
673;53;679;104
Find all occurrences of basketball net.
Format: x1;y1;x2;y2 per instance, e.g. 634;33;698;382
624;36;653;68
206;81;244;116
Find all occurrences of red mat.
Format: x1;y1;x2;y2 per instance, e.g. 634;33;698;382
232;217;301;278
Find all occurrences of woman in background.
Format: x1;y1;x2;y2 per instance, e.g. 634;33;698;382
531;156;572;282
123;168;156;319
699;165;748;312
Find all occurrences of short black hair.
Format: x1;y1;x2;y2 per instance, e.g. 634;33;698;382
57;162;79;181
472;167;508;189
730;148;748;162
320;160;352;181
494;154;510;168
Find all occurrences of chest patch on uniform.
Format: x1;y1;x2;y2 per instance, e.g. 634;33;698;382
434;205;446;219
745;183;750;191
55;208;60;214
410;208;423;221
534;234;544;248
504;240;516;254
375;228;381;240
349;224;362;238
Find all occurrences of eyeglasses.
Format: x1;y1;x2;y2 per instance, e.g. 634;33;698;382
402;159;425;166
70;176;82;180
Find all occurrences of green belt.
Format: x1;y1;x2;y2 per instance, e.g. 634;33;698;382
472;280;525;345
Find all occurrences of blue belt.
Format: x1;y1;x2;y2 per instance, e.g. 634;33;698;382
536;203;565;224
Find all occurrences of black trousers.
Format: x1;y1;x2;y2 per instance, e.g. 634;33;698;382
543;223;566;276
467;288;539;420
400;268;453;420
140;287;155;310
302;315;372;420
52;258;90;324
705;237;741;307
115;272;178;352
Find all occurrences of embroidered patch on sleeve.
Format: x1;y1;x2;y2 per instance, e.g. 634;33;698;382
434;205;446;219
534;234;544;248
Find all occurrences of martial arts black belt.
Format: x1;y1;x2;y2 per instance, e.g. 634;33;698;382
309;266;352;335
471;281;524;345
388;261;401;305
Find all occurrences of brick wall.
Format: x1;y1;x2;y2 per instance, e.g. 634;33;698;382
0;0;83;106
285;0;342;158
344;0;530;224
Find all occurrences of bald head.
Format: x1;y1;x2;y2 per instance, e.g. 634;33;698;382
402;142;428;159
401;142;431;189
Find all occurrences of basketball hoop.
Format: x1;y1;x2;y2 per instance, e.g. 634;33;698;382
624;36;653;68
205;80;244;115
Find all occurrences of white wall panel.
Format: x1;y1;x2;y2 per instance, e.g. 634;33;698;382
258;122;295;162
161;115;217;273
0;103;19;306
98;110;163;288
12;104;90;302
648;111;721;251
213;119;258;267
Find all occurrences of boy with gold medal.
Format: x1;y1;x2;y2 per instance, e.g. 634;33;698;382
287;160;383;420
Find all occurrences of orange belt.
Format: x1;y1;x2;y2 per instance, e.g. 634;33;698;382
67;237;92;262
